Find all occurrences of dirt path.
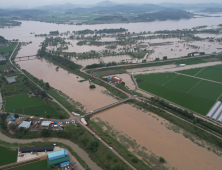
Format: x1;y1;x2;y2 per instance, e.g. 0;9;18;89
128;61;222;75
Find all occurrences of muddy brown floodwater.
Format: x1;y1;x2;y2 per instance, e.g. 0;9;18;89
16;58;118;112
93;103;222;170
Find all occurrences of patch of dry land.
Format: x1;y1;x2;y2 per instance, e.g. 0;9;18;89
127;61;222;75
92;103;222;170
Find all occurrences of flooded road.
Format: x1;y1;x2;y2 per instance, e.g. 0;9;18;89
92;103;222;170
16;58;118;112
0;131;102;170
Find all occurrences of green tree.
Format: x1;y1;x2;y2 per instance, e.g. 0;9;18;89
89;85;96;89
41;129;51;137
14;113;19;118
159;157;166;163
45;82;50;90
89;141;98;152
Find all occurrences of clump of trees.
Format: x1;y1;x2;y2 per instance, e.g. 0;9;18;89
159;157;166;163
89;85;96;89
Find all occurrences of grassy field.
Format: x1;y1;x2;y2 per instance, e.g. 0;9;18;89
178;64;222;83
5;93;64;118
9;160;47;170
0;146;17;166
5;93;45;110
177;67;204;76
0;44;16;53
135;72;222;115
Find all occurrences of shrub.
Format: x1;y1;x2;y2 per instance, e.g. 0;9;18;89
132;158;138;163
14;113;19;118
89;141;98;152
89;85;96;89
159;157;166;163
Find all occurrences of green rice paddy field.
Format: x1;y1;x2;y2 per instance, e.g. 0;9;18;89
9;160;47;170
5;93;61;118
0;44;16;53
0;146;17;166
135;64;222;115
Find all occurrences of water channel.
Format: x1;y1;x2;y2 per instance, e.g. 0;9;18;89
0;131;102;170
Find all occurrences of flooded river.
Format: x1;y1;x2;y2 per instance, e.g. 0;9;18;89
92;104;222;170
16;58;118;112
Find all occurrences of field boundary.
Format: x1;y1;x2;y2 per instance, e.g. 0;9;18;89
187;80;202;93
175;72;222;85
162;74;179;86
194;67;205;76
217;93;222;101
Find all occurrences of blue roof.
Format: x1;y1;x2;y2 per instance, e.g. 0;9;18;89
48;150;67;159
11;116;16;120
60;161;69;167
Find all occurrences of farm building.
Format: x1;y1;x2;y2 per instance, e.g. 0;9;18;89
112;76;122;83
41;121;51;127
206;101;222;122
19;145;54;153
48;156;69;166
11;116;16;121
5;76;16;83
4;66;13;73
48;149;68;161
32;90;39;96
60;161;69;167
18;121;31;129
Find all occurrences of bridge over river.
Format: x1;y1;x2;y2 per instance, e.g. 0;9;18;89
83;98;132;117
15;55;37;60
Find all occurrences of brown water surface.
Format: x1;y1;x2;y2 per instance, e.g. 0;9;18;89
93;104;222;170
16;58;118;112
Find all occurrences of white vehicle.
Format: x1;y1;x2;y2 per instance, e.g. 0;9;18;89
109;147;113;149
92;133;95;136
91;111;94;113
98;138;101;140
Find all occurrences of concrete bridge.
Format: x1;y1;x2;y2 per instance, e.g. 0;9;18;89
83;98;131;117
15;55;37;60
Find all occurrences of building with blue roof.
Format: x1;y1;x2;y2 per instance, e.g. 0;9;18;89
48;150;68;161
60;161;69;167
11;116;16;121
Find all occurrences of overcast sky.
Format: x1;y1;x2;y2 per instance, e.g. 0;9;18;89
1;0;222;8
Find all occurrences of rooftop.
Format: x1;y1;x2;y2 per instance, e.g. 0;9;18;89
48;149;68;159
5;76;16;83
41;121;51;126
18;121;31;128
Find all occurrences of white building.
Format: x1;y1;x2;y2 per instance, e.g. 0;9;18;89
18;121;31;129
41;121;51;127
